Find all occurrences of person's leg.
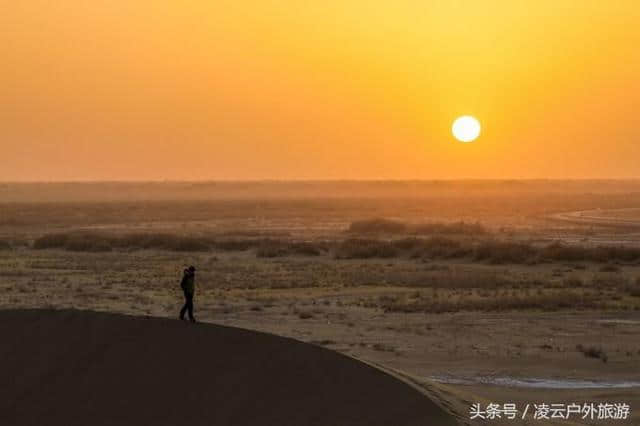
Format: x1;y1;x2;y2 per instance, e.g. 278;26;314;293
180;292;189;320
187;293;195;321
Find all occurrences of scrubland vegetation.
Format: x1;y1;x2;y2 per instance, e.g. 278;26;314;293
30;226;640;266
30;232;327;257
363;289;603;314
347;218;486;235
2;223;633;315
7;211;638;316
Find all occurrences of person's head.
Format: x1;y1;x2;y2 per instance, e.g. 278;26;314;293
188;265;196;275
183;268;189;275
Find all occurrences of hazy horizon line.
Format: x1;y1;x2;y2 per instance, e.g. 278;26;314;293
3;178;640;184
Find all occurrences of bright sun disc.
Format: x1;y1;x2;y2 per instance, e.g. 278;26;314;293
452;115;481;142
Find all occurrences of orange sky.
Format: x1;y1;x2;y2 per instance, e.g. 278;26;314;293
2;1;640;181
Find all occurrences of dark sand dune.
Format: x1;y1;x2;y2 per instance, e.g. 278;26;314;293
0;309;456;426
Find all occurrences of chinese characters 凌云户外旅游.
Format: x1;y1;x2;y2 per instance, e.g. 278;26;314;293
469;402;630;421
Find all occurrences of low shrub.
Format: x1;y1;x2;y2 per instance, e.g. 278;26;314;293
412;221;486;235
33;232;211;252
599;264;620;273
392;237;471;258
33;233;71;249
113;233;210;251
542;242;640;263
256;240;323;257
347;218;406;234
373;290;602;314
474;241;536;264
347;218;486;236
576;344;608;363
214;240;255;251
625;278;640;297
541;242;590;262
335;239;398;259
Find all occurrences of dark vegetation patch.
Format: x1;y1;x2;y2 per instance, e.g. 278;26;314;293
33;233;211;252
334;239;399;259
348;218;486;235
472;241;640;264
348;218;407;234
256;240;324;258
217;230;291;238
371;343;396;352
576;344;608;363
599;264;620;273
626;278;640;297
366;290;603;314
31;231;640;265
542;242;640;263
296;310;314;319
474;241;536;264
334;237;472;259
335;238;640;264
32;232;325;256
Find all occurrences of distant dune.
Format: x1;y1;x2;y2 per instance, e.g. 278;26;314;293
0;309;455;426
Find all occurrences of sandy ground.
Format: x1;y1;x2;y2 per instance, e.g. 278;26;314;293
1;248;639;425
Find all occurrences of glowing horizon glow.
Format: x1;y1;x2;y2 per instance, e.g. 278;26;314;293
3;2;640;180
452;116;481;142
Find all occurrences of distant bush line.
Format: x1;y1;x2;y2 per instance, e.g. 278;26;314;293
34;233;207;252
31;231;640;264
32;232;326;257
347;218;486;235
335;238;640;264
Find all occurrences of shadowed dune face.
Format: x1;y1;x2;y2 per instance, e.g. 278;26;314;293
0;309;455;426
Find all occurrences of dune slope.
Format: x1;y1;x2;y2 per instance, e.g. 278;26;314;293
0;309;455;426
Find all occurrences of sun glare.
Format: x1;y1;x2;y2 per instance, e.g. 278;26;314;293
452;116;481;142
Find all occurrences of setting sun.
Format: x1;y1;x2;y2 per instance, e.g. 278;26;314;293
3;1;640;180
452;116;481;143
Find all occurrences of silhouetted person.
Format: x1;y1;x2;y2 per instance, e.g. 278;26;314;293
179;266;196;322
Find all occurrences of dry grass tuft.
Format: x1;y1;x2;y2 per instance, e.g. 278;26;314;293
366;290;603;314
576;344;608;363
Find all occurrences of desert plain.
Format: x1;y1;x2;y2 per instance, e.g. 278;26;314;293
1;180;640;425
